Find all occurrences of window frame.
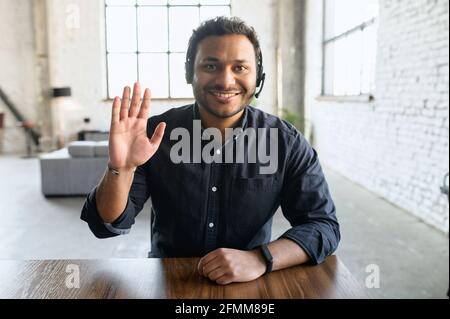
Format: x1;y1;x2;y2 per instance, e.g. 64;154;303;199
320;0;377;101
104;0;231;100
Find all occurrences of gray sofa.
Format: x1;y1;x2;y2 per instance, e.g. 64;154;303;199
40;141;109;196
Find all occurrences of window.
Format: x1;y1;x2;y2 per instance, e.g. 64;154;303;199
323;0;378;97
105;0;231;99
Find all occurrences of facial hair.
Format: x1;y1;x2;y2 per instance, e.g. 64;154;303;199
193;83;256;119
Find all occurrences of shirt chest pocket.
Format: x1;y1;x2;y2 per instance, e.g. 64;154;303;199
227;176;281;231
232;176;280;192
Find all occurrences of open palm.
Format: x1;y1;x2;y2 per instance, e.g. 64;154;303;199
109;83;166;170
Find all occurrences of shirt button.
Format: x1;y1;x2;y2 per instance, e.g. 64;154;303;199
209;223;214;228
211;186;217;192
216;149;221;155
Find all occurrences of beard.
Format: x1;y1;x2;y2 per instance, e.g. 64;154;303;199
193;83;256;119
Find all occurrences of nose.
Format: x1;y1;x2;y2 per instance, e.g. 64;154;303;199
214;67;236;88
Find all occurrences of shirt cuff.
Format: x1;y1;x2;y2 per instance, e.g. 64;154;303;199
103;222;131;235
81;187;134;238
279;226;323;265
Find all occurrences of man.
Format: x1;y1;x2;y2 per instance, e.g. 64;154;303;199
81;17;340;285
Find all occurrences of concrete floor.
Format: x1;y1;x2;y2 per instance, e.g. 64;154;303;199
0;155;448;298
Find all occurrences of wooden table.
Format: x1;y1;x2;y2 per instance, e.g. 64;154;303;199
0;256;366;299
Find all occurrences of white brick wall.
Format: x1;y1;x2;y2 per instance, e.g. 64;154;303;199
305;0;449;232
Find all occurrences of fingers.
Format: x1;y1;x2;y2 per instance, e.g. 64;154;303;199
197;248;221;276
198;251;219;274
207;267;227;282
149;122;166;147
120;86;130;120
202;259;222;278
197;249;234;285
137;88;151;119
216;275;233;285
129;82;141;118
111;96;121;125
117;83;150;121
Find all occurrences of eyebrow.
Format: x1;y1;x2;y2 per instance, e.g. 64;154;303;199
201;57;251;64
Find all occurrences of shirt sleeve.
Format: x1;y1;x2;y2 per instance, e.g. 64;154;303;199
279;130;341;265
80;165;151;238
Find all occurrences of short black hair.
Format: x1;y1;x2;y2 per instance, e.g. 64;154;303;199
185;16;262;84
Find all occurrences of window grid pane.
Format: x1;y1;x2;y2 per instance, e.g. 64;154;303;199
106;7;137;52
137;0;167;5
106;0;136;6
323;0;378;96
324;43;333;95
170;53;193;97
137;7;168;52
361;23;377;94
200;0;230;4
200;6;230;22
169;0;199;4
106;2;231;98
107;53;138;97
169;7;199;52
326;0;378;39
139;53;169;98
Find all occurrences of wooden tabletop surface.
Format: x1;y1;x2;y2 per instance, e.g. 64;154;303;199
0;256;367;299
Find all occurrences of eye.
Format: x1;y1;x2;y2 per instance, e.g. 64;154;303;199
234;65;248;73
203;64;216;71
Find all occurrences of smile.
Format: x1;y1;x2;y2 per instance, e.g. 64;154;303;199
210;91;240;97
209;91;241;102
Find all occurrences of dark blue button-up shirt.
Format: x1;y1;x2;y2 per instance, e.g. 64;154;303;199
81;104;340;264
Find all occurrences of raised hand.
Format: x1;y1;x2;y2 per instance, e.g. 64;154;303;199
108;83;166;171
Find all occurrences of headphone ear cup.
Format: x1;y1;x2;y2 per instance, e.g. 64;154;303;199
256;64;263;88
256;51;264;88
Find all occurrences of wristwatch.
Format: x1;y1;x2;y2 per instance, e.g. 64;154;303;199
259;244;273;275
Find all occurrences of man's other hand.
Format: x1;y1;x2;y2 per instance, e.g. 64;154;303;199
197;248;266;285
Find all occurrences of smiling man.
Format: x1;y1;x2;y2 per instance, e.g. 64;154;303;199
81;17;340;285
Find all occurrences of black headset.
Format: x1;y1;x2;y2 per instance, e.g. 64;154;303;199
185;49;266;99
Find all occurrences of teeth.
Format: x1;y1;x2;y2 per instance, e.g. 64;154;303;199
212;92;239;98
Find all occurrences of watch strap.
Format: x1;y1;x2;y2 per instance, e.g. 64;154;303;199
260;244;273;275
